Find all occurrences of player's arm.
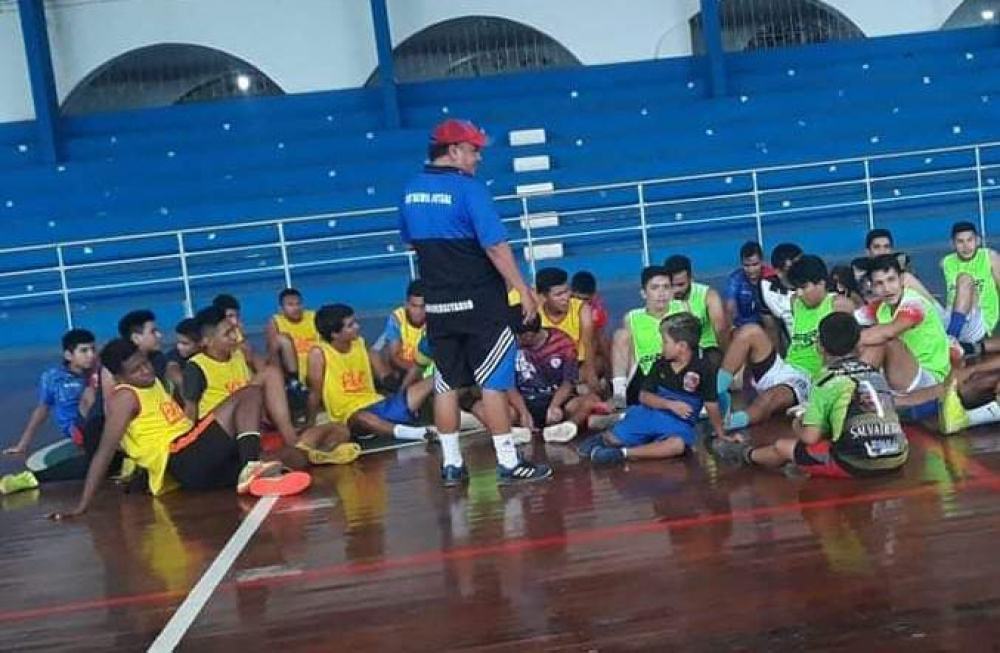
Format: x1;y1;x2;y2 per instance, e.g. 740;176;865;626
858;303;921;346
638;390;693;419
706;288;730;350
181;364;206;421
505;388;534;430
5;404;49;455
50;388;136;520
305;347;325;426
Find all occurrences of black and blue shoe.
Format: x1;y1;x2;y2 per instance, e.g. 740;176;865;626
441;464;469;488
496;459;553;485
575;433;606;458
590;446;626;466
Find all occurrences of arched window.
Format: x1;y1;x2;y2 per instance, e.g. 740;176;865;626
369;16;581;85
61;44;283;116
942;0;1000;29
690;0;865;54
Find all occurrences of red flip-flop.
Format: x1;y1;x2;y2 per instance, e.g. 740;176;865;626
249;470;312;497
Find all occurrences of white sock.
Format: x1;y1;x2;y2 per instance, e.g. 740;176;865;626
612;376;628;397
393;424;427;441
440;432;463;468
492;433;519;469
967;401;1000;427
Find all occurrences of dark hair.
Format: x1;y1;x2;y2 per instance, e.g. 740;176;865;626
194;306;227;339
406;279;425;298
850;256;873;273
101;338;140;376
571;271;597;295
868;253;903;276
315;304;354;341
952;221;978;238
770;243;803;269
663;255;692;278
660;312;701;350
175;317;200;341
212;294;240;313
829;265;860;297
535;267;569;294
640;265;669;288
787;255;829;288
739;241;763;261
428;142;451;161
278;288;302;304
819;312;860;357
62;328;95;353
865;228;893;249
117;310;156;339
511;307;542;335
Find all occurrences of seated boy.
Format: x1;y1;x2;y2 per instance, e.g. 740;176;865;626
0;329;98;494
49;339;309;519
571;270;611;380
578;313;726;464
713;313;908;478
165;317;201;401
307;304;434;442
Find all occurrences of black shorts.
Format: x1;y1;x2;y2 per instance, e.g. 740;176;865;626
167;417;241;490
525;395;554;426
427;309;516;393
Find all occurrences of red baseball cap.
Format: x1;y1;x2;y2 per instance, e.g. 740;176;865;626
431;119;489;148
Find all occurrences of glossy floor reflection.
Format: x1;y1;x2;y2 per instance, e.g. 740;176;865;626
3;415;1000;651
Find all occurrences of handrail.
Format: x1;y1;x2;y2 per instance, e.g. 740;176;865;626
3;138;1000;331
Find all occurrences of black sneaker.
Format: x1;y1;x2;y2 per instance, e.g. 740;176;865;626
441;464;469;488
496;459;553;485
708;436;752;466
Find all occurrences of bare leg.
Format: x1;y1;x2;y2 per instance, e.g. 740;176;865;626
212;385;264;437
744;385;797;425
479;389;512;435
274;333;299;378
722;324;773;374
606;432;687;459
405;377;434;412
298;422;351;450
748;438;797;469
435;391;461;434
880;339;922;393
952;273;979;315
252;365;298;445
564;394;599;428
611;327;634;379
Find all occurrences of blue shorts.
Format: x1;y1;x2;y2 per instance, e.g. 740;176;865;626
364;392;416;425
611;405;697;448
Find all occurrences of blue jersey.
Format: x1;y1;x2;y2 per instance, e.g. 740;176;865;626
724;269;763;327
399;166;509;317
38;364;89;438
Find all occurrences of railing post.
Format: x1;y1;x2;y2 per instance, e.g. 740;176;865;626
863;159;876;231
637;183;651;267
407;250;417;280
277;222;293;288
976;145;988;240
176;232;193;317
751;171;764;249
55;245;73;329
521;196;537;280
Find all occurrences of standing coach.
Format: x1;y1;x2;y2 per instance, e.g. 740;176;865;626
398;119;552;487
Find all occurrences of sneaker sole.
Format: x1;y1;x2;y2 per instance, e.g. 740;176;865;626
542;426;578;443
249;471;312;497
496;470;554;486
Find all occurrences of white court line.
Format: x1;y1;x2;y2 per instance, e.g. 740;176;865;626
148;495;278;652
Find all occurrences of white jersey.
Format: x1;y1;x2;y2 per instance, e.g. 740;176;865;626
761;275;794;336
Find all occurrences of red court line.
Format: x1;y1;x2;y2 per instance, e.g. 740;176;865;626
1;475;996;625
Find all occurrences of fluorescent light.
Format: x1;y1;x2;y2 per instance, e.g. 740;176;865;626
236;74;251;92
982;9;996;20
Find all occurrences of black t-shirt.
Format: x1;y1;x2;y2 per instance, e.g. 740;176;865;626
641;355;718;424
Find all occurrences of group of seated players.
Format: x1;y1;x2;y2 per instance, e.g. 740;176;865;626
6;220;1000;513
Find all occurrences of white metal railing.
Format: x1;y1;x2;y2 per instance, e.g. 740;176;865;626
3;138;1000;329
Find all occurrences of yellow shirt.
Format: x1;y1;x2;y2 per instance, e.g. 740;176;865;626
542;297;587;361
273;310;319;381
391;306;425;365
318;338;383;424
190;350;252;417
118;380;189;496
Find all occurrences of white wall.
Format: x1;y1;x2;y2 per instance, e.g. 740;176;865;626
0;7;34;122
0;0;981;125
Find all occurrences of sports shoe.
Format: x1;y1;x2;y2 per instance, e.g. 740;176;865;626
611;392;627;411
496;459;553;485
237;460;283;494
575;433;606;458
587;412;621;431
708;436;753;466
542;421;578;443
589;446;626;465
939;382;970;436
785;403;807;419
441;464;470;487
511;427;533;445
0;471;38;495
297;442;361;465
